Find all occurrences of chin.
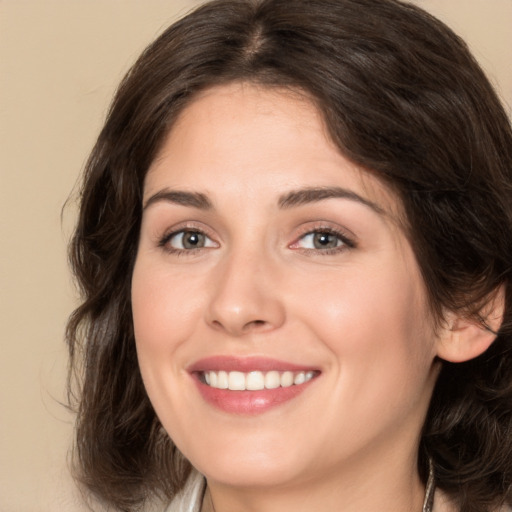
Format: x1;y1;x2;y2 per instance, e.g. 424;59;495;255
177;428;309;488
197;456;302;488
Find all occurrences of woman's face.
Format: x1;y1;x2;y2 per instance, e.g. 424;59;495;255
132;83;440;489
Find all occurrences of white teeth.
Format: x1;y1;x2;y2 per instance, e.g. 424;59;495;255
281;371;294;387
228;371;245;390
264;371;280;389
246;371;265;390
217;371;229;389
202;369;317;390
294;372;306;385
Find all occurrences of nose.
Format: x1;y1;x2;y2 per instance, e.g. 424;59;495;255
205;249;286;337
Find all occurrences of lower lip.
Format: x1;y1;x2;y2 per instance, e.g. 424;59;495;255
192;375;317;415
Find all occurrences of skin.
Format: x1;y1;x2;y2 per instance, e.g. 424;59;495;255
132;82;455;512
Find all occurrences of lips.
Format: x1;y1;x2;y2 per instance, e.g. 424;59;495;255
188;356;320;414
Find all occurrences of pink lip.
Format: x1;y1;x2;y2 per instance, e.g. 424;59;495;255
188;355;318;373
188;356;320;415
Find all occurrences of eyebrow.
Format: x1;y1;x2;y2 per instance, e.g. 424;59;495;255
278;186;385;214
143;186;385;215
143;189;213;211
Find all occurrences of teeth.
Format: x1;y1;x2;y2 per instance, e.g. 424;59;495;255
228;371;245;390
265;370;280;389
294;372;306;385
246;371;265;390
203;370;317;390
217;371;229;389
281;371;294;387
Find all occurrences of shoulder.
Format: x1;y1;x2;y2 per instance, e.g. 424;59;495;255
163;470;206;512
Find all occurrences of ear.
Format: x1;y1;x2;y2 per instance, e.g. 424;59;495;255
436;285;505;363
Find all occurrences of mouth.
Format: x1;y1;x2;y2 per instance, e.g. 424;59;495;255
188;356;320;414
199;369;318;390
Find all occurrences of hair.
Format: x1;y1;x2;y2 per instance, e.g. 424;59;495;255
66;0;512;511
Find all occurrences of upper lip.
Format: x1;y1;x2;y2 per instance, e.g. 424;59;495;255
187;356;319;373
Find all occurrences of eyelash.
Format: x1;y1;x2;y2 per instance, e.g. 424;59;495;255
157;226;356;256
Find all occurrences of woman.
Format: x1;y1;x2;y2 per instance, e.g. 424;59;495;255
66;0;512;511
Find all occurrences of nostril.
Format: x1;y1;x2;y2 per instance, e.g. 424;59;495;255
243;319;267;331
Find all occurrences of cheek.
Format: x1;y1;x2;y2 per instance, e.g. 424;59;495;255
130;259;207;420
290;256;435;386
131;260;205;357
130;259;206;432
290;262;436;444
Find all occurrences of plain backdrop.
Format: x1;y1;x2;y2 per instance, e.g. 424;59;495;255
1;1;511;511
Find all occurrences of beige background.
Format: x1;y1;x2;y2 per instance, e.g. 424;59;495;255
1;1;511;511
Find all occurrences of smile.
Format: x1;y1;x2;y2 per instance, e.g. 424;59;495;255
201;370;317;390
189;356;320;414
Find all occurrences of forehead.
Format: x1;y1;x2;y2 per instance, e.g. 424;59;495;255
145;82;404;222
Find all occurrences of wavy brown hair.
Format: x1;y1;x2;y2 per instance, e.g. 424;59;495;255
67;0;512;510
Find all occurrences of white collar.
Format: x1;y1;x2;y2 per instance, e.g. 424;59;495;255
164;470;205;512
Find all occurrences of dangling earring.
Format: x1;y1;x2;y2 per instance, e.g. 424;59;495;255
422;457;435;512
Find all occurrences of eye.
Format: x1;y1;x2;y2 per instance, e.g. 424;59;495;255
162;230;217;251
291;228;355;253
300;231;342;249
